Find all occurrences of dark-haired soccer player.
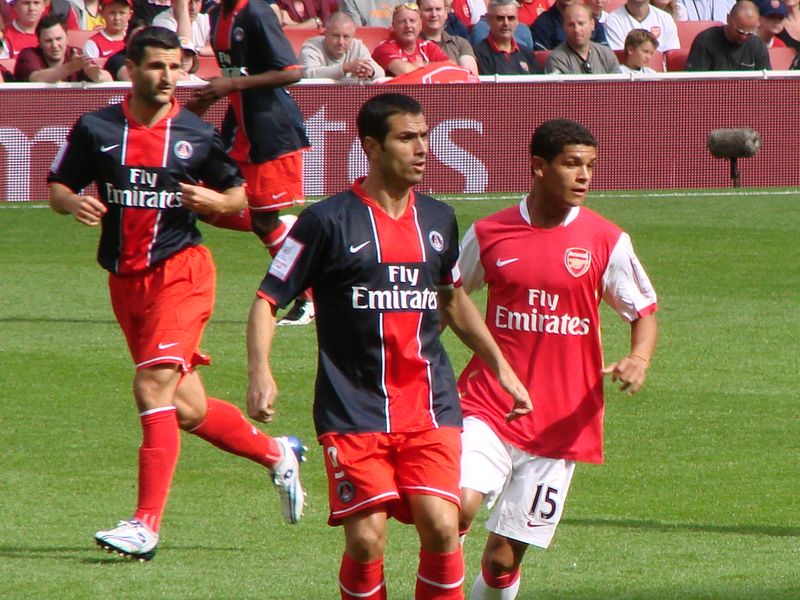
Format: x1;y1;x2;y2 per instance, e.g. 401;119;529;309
48;26;305;562
189;0;314;325
247;93;531;599
457;119;659;599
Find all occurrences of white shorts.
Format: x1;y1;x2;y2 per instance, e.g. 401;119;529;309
460;416;576;549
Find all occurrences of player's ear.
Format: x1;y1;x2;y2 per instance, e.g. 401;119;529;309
361;135;381;161
531;155;545;179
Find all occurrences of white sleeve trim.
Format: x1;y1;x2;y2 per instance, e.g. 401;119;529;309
458;223;485;295
601;232;657;321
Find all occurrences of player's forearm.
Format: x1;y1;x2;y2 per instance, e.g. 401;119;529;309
247;296;277;376
629;313;658;365
48;182;81;214
219;186;247;214
233;67;303;91
441;287;507;375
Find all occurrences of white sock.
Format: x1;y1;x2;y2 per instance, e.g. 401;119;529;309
469;570;521;600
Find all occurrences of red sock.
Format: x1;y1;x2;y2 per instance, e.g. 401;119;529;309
189;398;281;467
202;208;253;232
416;548;465;600
262;219;289;257
339;553;386;600
133;407;180;533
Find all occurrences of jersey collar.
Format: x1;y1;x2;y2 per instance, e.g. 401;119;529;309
122;96;181;128
351;177;417;218
519;198;580;227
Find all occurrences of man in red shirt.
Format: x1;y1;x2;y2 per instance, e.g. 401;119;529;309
14;13;111;80
372;2;451;76
3;0;44;57
457;119;659;599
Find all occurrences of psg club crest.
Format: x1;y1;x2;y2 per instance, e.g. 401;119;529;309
564;247;591;278
233;27;245;42
428;231;444;252
173;140;193;160
337;480;356;503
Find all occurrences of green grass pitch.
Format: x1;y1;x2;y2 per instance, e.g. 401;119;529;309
1;190;799;599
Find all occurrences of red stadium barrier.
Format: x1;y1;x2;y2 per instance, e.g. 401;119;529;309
2;76;800;203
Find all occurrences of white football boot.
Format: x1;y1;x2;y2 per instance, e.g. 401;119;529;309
95;519;158;561
271;436;307;524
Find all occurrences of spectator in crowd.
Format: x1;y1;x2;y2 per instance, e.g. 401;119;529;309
299;10;384;79
777;0;800;49
545;3;621;72
757;0;788;47
14;12;111;79
531;0;608;50
419;0;478;74
152;0;211;54
451;0;485;27
584;0;609;24
650;0;687;21
619;27;658;72
271;0;332;28
518;0;550;26
84;0;131;58
102;16;145;78
676;0;734;21
470;0;534;47
340;0;398;26
685;0;771;69
605;0;680;51
372;2;451;76
4;0;45;57
132;0;170;24
48;0;81;29
69;0;104;30
473;0;541;74
443;0;469;36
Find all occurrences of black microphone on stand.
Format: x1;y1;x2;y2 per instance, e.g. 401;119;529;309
707;129;762;188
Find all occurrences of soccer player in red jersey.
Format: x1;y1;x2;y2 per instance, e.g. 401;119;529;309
456;119;659;599
189;0;315;325
247;93;532;599
48;26;305;562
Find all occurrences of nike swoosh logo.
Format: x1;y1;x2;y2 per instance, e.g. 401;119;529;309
349;241;371;253
496;258;519;267
526;522;547;528
158;342;179;350
272;191;288;200
100;144;120;153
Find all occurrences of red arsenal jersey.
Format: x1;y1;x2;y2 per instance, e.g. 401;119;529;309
458;200;657;464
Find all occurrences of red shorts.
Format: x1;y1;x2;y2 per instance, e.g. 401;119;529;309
319;427;461;526
109;245;215;371
240;149;305;212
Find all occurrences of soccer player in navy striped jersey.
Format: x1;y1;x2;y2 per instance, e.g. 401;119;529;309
188;0;315;325
247;93;532;599
48;27;306;562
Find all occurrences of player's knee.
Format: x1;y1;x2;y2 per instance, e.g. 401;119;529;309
176;404;206;430
481;551;517;577
345;528;386;562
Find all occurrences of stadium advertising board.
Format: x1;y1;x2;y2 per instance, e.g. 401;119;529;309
1;79;799;202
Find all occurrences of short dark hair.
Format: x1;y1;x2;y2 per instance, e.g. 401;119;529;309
127;26;180;65
36;13;67;38
357;93;423;144
529;119;597;161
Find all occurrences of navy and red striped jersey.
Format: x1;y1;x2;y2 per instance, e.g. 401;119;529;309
257;180;463;436
210;0;309;164
48;98;243;275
